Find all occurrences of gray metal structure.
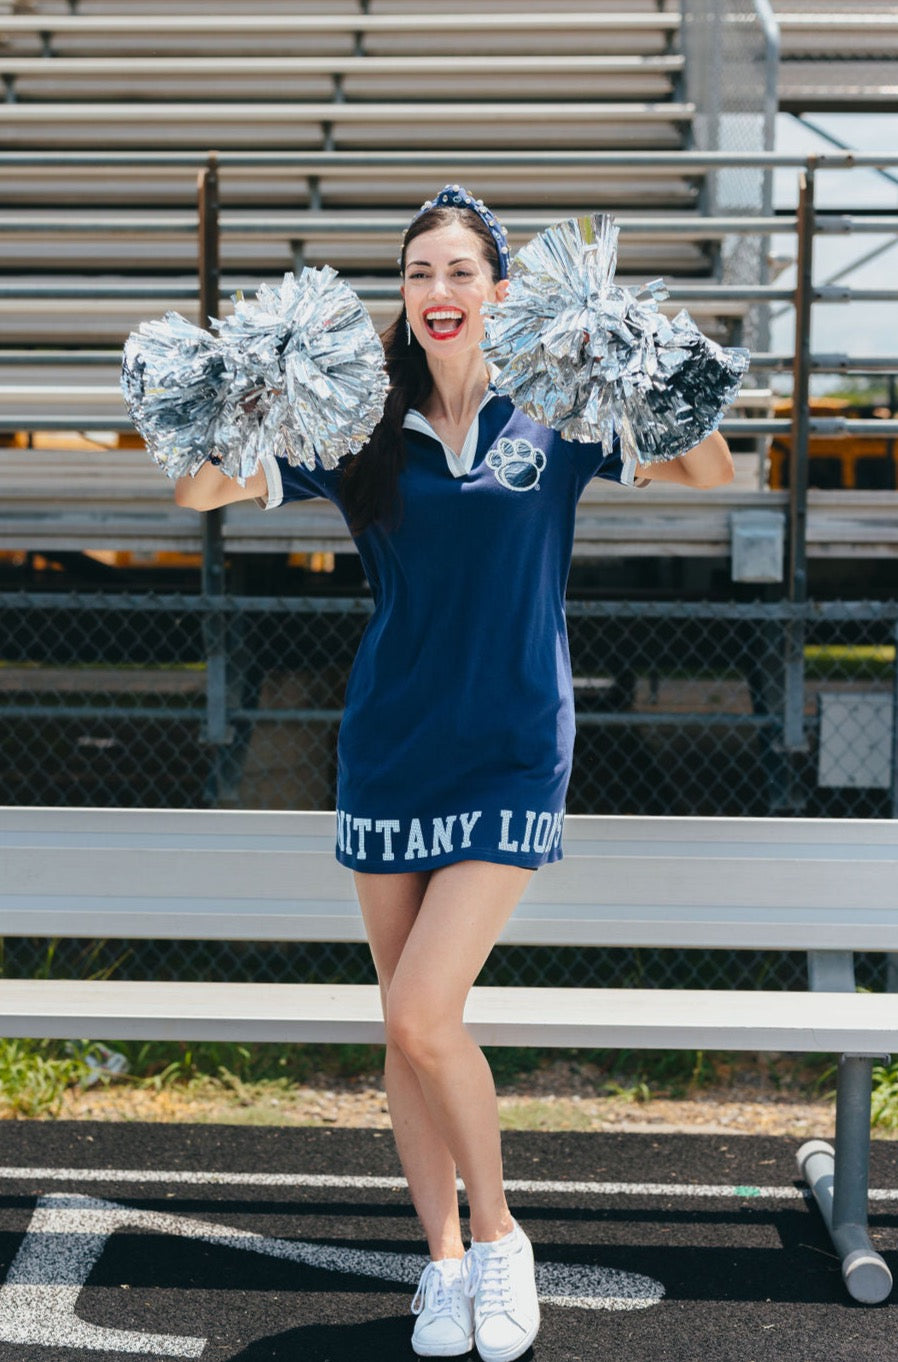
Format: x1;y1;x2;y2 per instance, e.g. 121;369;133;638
0;3;896;1299
1;804;896;1303
772;1;898;114
680;0;779;357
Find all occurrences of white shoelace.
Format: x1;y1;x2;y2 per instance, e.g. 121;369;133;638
411;1260;462;1317
462;1242;514;1316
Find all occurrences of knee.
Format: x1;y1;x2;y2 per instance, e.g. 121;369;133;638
384;987;457;1070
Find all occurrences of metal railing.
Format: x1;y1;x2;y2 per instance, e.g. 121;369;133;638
3;152;898;805
7;151;898;518
680;0;779;351
3;585;897;995
3;153;898;996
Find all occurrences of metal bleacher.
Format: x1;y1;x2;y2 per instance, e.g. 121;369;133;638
0;0;755;558
1;0;893;563
0;1;702;327
775;1;898;113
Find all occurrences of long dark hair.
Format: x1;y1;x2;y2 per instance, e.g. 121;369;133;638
340;205;503;535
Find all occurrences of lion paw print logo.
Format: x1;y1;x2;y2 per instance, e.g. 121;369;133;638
486;437;547;492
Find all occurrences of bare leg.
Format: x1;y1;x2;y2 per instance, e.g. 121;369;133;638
355;867;465;1262
382;860;533;1243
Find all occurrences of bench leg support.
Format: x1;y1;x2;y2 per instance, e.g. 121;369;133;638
797;1054;893;1305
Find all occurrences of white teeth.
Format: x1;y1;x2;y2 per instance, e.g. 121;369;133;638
425;310;463;321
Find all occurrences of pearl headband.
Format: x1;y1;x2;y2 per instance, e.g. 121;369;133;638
399;184;510;279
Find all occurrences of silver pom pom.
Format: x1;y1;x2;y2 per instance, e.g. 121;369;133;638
212;267;389;481
481;214;750;466
121;313;227;480
121;268;389;483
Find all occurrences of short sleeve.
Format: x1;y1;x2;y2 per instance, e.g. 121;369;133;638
256;452;343;509
564;430;644;494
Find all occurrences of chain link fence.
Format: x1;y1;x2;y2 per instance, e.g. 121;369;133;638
2;587;895;994
681;0;777;357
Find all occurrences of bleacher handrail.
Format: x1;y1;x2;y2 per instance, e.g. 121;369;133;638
5;210;898;236
2;150;897;582
0;55;686;73
0;11;683;32
776;12;898;32
2;151;896;169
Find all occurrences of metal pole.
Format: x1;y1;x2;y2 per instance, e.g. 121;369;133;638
781;166;815;805
891;626;898;973
798;1123;893;1302
789;167;814;612
197;152;220;329
892;618;898;822
753;0;780;369
197;156;232;787
889;374;897;490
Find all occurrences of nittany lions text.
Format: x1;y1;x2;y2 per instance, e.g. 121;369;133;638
336;808;565;862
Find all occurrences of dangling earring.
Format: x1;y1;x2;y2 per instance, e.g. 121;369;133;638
405;316;411;346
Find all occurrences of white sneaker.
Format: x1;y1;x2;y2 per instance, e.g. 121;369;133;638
463;1222;540;1362
411;1257;475;1357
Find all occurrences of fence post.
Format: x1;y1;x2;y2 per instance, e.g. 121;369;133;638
892;619;898;823
197;155;233;798
888;619;898;991
781;163;815;807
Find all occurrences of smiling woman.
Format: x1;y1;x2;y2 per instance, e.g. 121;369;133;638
404;237;499;344
172;184;735;1362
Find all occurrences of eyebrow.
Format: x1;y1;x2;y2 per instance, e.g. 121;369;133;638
406;256;478;268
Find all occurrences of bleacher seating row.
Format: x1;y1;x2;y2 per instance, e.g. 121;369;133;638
10;2;891;515
6;441;898;561
1;0;736;477
772;0;898;112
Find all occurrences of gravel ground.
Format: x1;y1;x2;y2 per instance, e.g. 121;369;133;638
23;1056;895;1139
49;1082;844;1138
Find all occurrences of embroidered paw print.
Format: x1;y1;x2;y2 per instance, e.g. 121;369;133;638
486;437;547;492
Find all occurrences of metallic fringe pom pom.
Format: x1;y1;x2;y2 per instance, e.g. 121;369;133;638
121;313;226;480
121;268;389;483
481;215;750;466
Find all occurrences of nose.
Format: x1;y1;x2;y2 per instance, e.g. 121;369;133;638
427;275;451;300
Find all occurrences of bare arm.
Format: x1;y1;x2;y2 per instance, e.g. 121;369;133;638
635;430;734;489
173;460;269;511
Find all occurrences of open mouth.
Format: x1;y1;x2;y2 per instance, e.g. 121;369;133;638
423;308;465;340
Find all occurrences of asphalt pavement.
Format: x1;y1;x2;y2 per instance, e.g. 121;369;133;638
0;1121;895;1362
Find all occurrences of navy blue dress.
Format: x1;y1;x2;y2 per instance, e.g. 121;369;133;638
259;389;636;874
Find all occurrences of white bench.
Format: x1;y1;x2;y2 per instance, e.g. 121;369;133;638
1;805;896;1305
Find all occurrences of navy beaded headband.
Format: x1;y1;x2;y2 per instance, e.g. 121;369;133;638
399;184;510;279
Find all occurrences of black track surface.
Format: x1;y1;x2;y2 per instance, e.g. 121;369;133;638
0;1122;895;1362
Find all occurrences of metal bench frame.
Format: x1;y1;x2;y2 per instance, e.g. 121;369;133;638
1;805;896;1305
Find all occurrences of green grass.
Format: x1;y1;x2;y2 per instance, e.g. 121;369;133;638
0;1036;391;1119
0;1039;94;1118
6;1037;891;1125
2;1005;896;1127
803;645;895;682
871;1060;898;1132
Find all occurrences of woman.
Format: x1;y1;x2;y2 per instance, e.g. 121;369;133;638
175;186;733;1360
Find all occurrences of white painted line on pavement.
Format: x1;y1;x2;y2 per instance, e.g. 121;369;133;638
0;1193;665;1355
4;1165;896;1199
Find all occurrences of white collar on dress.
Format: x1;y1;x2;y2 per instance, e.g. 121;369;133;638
402;365;501;479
